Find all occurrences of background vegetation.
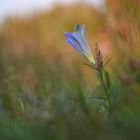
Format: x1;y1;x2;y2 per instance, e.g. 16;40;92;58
0;0;140;139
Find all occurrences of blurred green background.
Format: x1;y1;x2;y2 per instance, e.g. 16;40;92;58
0;0;140;139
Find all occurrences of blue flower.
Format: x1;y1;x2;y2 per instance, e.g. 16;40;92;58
64;24;95;64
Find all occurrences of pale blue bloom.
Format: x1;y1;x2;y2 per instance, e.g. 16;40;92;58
64;24;95;64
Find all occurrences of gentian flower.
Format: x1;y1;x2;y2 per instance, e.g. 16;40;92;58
64;24;95;64
64;25;113;114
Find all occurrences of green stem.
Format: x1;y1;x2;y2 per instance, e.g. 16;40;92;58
99;68;112;115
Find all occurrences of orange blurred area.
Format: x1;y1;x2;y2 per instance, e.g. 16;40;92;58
0;0;140;88
0;0;140;87
0;3;109;86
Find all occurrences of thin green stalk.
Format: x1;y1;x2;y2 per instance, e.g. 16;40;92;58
99;68;112;115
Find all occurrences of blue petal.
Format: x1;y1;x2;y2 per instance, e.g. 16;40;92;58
66;38;83;54
81;24;85;36
74;26;89;54
64;32;73;38
72;32;86;53
75;24;81;31
79;25;92;55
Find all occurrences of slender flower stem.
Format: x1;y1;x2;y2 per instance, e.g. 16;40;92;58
98;67;112;115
